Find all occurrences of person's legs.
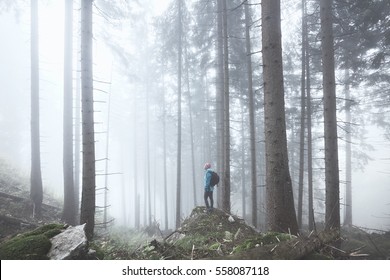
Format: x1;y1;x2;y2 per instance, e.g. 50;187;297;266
204;191;210;208
204;191;213;212
209;191;214;209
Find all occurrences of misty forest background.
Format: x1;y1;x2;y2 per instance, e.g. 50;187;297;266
0;0;389;240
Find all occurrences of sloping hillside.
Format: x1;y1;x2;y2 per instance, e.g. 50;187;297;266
0;159;62;240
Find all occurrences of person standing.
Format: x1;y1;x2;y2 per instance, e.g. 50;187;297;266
203;163;214;212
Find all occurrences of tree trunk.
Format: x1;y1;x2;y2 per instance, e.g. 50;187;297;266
133;91;139;230
344;58;352;227
306;39;314;231
262;0;299;234
74;51;81;220
30;0;43;219
185;46;197;208
244;1;258;228
74;0;82;218
215;0;224;209
146;86;152;226
80;0;96;241
297;0;306;230
63;0;76;226
103;72;112;229
240;101;246;219
162;69;168;231
203;72;211;167
221;0;230;213
320;0;340;231
120;144;127;225
175;0;183;229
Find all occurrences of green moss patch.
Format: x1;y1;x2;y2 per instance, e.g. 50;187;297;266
0;223;65;260
232;232;294;254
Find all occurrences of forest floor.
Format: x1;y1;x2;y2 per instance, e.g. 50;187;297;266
1;159;389;260
94;207;390;260
0;160;62;240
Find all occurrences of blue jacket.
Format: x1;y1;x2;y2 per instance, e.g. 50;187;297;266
204;168;214;192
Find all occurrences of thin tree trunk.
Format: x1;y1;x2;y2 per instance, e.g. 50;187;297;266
63;0;76;225
240;101;246;219
203;71;211;174
74;0;82;218
175;0;183;229
244;1;257;228
30;0;43;219
103;72;112;229
262;0;299;234
162;69;168;231
216;0;224;208
344;58;352;227
320;0;340;231
146;86;152;226
306;39;314;231
221;0;231;213
185;45;197;208
143;170;147;226
132;90;139;229
121;144;126;226
297;0;306;229
74;29;81;221
302;0;314;230
80;0;96;240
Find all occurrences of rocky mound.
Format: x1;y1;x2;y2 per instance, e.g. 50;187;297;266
131;206;262;259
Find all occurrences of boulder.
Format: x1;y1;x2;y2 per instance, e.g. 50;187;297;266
48;224;88;260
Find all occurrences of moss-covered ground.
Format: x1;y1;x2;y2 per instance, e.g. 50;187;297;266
0;224;66;260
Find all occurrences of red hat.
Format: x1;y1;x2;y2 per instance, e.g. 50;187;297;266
204;163;211;170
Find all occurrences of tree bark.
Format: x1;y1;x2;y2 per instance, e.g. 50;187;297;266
80;0;96;241
30;0;43;219
175;0;183;229
162;68;168;231
240;101;246;219
344;58;352;226
103;72;112;229
185;45;197;208
215;0;224;208
244;1;258;228
262;0;299;235
62;0;76;226
74;0;81;218
133;90;139;230
297;0;306;230
221;0;230;213
320;0;340;231
146;85;152;226
306;39;314;231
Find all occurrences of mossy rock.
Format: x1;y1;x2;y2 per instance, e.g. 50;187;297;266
0;234;52;260
0;223;66;260
23;223;66;239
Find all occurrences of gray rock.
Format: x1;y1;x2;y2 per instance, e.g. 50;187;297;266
47;224;88;260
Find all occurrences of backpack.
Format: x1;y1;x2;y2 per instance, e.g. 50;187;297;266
210;171;220;187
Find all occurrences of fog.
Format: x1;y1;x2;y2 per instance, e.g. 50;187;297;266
0;0;389;231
